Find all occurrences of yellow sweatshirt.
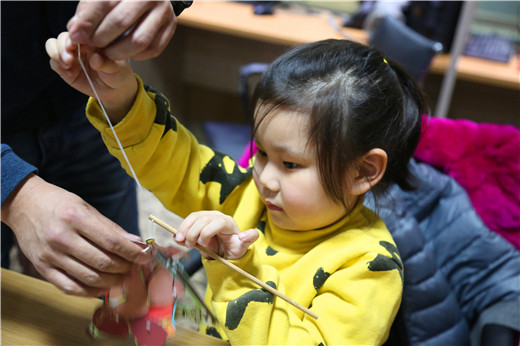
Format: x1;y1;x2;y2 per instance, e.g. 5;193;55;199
86;77;403;345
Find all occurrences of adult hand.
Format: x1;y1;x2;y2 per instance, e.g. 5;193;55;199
1;174;149;297
175;210;259;260
67;0;176;61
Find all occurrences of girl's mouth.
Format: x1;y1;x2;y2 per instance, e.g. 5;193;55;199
266;202;283;212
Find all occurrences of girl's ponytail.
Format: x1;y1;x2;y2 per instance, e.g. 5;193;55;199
383;59;426;191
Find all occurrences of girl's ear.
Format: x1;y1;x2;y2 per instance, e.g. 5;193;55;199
349;148;388;196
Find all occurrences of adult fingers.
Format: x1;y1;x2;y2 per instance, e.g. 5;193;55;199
87;1;152;48
70;0;174;58
127;20;176;61
45;247;129;289
67;1;118;45
44;267;110;297
103;2;176;61
38;216;137;277
68;205;148;266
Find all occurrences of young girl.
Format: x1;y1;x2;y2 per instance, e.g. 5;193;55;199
46;34;424;345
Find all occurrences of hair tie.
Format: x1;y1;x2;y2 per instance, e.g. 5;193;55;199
383;58;388;64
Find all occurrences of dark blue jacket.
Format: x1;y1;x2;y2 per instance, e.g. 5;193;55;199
366;159;520;346
1;2;84;205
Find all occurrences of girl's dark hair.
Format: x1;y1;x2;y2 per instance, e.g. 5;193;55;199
251;39;426;205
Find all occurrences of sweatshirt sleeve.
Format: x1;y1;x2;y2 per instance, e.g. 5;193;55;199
85;75;252;219
1;144;37;205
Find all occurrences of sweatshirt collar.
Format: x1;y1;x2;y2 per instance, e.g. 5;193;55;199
264;198;366;252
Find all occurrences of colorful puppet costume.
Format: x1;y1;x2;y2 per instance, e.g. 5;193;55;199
87;240;214;346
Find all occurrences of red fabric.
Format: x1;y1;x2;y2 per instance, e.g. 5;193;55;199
415;116;520;250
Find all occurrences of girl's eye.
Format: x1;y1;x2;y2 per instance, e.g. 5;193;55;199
257;149;267;157
283;162;299;169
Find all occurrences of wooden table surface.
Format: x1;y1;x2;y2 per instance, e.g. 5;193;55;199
1;268;228;345
178;1;520;90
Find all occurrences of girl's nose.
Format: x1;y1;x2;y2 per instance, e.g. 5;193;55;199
258;162;280;192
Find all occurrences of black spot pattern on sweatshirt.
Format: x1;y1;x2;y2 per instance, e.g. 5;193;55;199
200;152;251;204
313;267;331;292
205;326;222;339
145;84;177;136
367;241;403;282
266;246;278;256
256;219;266;234
225;281;276;330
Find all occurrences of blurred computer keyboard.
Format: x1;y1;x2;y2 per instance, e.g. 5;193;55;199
463;33;514;63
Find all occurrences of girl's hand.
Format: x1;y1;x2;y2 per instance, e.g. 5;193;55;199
45;32;138;124
175;211;259;260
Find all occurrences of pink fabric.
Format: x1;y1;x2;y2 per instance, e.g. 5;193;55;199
415;116;520;250
238;141;257;169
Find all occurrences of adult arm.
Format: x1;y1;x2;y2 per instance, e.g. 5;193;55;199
1;144;148;297
67;0;192;61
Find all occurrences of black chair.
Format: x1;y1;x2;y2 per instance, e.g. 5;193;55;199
202;63;268;161
369;15;443;84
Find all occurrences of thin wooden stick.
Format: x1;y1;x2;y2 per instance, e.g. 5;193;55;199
149;214;319;320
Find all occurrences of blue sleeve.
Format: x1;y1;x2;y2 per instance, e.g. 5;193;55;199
1;143;38;205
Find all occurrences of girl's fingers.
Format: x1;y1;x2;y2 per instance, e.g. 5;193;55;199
198;218;229;248
57;32;74;68
88;52;125;74
238;229;260;249
175;211;255;260
45;38;59;61
48;56;80;86
239;229;259;243
184;216;213;248
176;212;200;243
46;32;79;70
89;52;108;71
198;216;239;246
177;211;217;244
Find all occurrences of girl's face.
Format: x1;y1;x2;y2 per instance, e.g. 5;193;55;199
253;107;353;231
